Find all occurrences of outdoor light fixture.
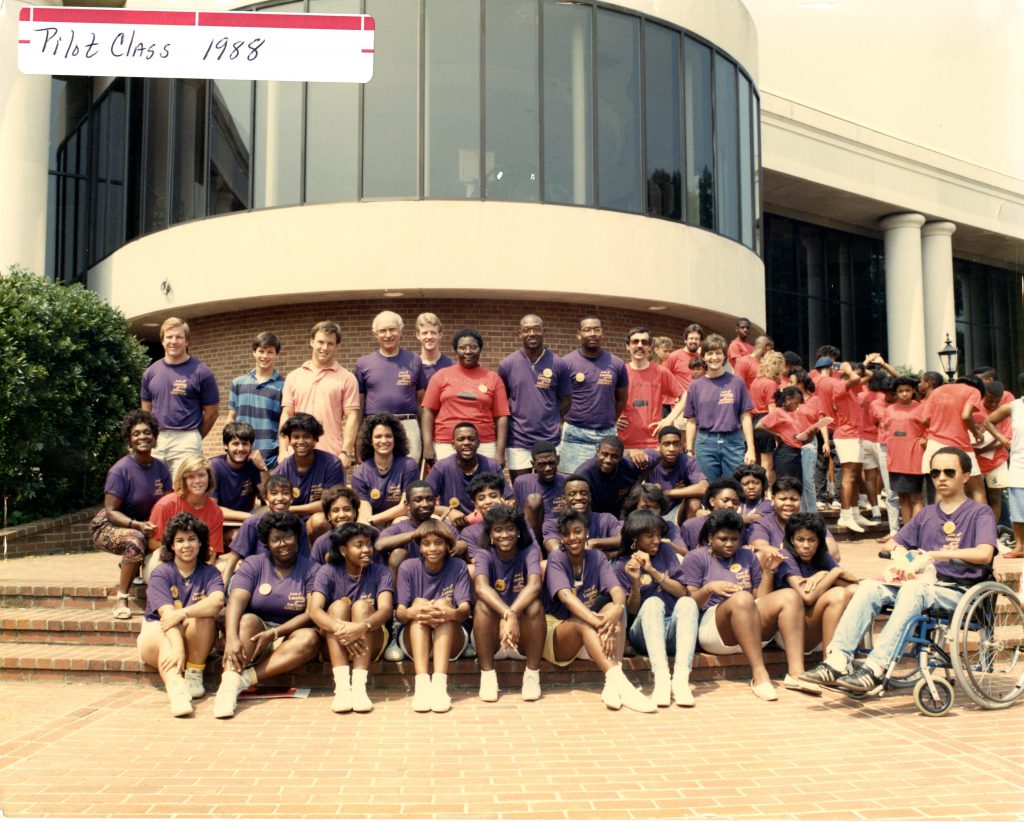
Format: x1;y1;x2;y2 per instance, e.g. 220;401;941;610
160;279;172;296
937;333;959;381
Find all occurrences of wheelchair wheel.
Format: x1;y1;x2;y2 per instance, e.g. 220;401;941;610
950;581;1024;710
913;677;955;716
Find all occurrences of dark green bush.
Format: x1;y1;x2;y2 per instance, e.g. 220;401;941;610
0;266;149;524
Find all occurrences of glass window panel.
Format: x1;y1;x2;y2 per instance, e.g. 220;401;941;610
104;86;126;257
172;79;207;224
752;90;761;254
425;0;481;199
254;80;302;208
363;0;419;198
142;79;171;233
738;73;752;247
208;80;252;214
46;173;58;279
91;96;110;258
595;9;641;213
714;53;738;241
765;214;798;294
542;0;592;206
683;37;713;229
643;23;681;220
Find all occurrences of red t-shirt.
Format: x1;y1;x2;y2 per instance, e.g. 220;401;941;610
664;347;701;391
733;355;759;390
793;395;825;435
859;391;886;443
727;338;754;368
749;376;779;416
758;408;803;449
882;402;926;475
921;383;981;449
620;363;683;448
973;407;1011;473
818;375;863;440
150;493;225;555
422;365;511;444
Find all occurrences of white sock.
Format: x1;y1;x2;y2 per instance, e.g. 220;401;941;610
864;659;884;678
871;506;881;519
332;665;350;687
414;673;430;690
352;668;369;689
242;667;258;687
840;508;852;519
431;672;448;690
824;650;848;672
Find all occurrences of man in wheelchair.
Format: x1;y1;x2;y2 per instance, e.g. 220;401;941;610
801;446;997;695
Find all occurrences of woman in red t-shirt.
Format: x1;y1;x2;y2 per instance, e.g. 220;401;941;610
879;377;927;526
751;351;786;486
756;387;832;487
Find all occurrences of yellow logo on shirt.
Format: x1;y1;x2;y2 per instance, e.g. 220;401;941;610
942;521;956;535
173;599;183;609
576;372;585;383
641;573;652;586
494;579;507;592
542;368;553;378
258;583;273;596
170;585;179;599
292;487;300;498
370;489;382;500
597;369;613;386
730;563;742;573
449;498;461;509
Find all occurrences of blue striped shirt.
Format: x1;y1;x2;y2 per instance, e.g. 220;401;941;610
229;369;284;468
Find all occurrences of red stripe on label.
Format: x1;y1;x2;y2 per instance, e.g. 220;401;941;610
361;49;375;53
18;39;31;44
197;12;367;30
30;8;196;26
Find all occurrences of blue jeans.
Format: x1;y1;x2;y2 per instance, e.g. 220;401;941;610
627;597;700;676
800;444;818;512
825;579;965;672
558;422;615;474
694;429;746;483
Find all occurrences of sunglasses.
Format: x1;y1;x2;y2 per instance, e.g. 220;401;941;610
929;468;959;479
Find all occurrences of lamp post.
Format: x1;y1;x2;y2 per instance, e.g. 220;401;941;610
937;333;958;382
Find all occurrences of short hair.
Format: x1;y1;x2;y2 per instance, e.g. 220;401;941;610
557;509;590;536
452;421;479;439
579;315;602;330
704;477;742;508
451;328;484;352
657;426;682;441
326;522;378;565
757;350;785;380
416;312;443;331
931;446;971;473
702;334;727;353
985;380;1005;399
815;345;841;360
626;326;652;343
372;310;404;332
894;376;919;392
256;510;304;546
736;317;751;325
282;413;324;440
481;504;533;552
956;375;985;395
774;386;803;407
467;471;506;502
699;508;745;545
357;412;410;462
790;368;815;394
921;371;945;387
222;420;255;446
783;351;803;367
683;323;704;338
159;512;210;563
309;320;342;343
252;331;281;352
262;474;293;497
597;435;624;452
563;474;591;492
971;366;996;379
772;476;803;496
784;512;830;570
172;455;215;497
120;408;160;447
412;519;457;550
160;317;190;342
405;479;434;499
530;441;557;458
653;335;673;348
689;357;707;371
622;482;669;516
733;464;768;495
621;509;668;552
320;484;360;517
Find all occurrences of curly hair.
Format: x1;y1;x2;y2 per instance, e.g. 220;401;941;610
357;412;410;462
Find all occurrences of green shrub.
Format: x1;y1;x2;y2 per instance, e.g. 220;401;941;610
0;266;149;524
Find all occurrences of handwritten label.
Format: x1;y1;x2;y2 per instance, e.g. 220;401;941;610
18;7;375;83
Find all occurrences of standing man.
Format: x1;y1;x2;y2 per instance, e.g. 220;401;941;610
355;311;427;462
427;422;512;524
227;331;284;470
281;321;360;474
919;376;986;505
140;317;220;480
415;312;454;383
559;316;629;474
663;324;703;399
618;326;686;449
498;314;572;479
726;317;754;368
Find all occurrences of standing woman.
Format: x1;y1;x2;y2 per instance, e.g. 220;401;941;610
137;512;225;716
750;350;786;486
351;412;420;529
421;328;511;465
149;455;225;569
93;409;173;619
213;510;321;719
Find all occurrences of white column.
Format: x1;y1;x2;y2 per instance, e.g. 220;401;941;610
880;212;926;370
921;221;957;375
0;1;56;275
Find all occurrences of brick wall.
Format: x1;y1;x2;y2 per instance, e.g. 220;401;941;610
183;297;716;454
1;508;98;558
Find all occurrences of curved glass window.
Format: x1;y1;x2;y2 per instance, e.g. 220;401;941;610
48;0;760;283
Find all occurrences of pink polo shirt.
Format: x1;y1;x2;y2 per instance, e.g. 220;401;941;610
282;360;360;456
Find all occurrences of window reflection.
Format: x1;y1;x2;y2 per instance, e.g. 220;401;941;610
596;9;641;214
714;54;738;241
208;80;252;215
644;23;681;220
684;37;713;230
172;79;207;224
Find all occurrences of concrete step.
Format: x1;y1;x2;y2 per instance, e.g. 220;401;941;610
0;607;142;646
0;581;146;610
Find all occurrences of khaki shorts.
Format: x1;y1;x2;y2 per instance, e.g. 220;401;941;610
985;462;1010;489
697;605;774;655
542;613;593;666
506;447;536;472
860;440;881;471
833;438;862;466
922;439;981;477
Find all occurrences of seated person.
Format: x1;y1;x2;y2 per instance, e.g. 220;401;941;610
734;464;773;527
621;483;688;559
308;523;395;713
543;510;655;713
679;477;743;552
748;476;840;560
211;421;268;545
513;441;566;547
137;513;225;717
272;413;345;541
376;481;460;574
310;485;363;564
351;412;420;530
575;435;653;516
396;520;472;713
472;505;545;703
541;476;622;558
681;509;820;701
618;509;698;707
801;447;997;694
461;472;522;561
149;455;225;576
643;426;708;524
426;422;511;526
213;511;321;719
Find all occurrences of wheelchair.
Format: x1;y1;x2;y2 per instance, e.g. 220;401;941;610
856;557;1024;716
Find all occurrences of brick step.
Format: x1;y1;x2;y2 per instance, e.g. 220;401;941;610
0;582;146;610
0;607;143;646
0;641;789;690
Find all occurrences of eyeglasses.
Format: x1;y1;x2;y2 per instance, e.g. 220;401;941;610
629;339;651;346
929;468;959;479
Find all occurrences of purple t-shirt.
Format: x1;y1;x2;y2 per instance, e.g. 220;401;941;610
562;350;630;430
228;513;311;559
645;455;707;493
272;452;345;507
741;498;775;521
513;473;566;517
140;357;220;431
426;454;511;514
460;522;486;560
542;511;622;544
231;552;319;625
895;499;998;583
421;354;454;383
680;515;708;552
615;545;687;608
683;372;753;433
748;515;834;551
355;349;427;416
545;549;620;619
681;546;762;611
396;557;471;611
773;548;838;590
311;561;394;605
497;349;573;448
309;524;379;565
576;455;653;516
351;456;420;515
210;454;261;512
475;544;543;607
145;561;224;622
103;455;172;521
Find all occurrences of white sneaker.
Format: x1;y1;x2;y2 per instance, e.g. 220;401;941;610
412;681;431;713
479;670;499;703
351;685;373;713
855;513;876;528
184;668;205;699
331;681;353;713
213;671;244;719
672;673;695;707
521;669;541;702
431;682;452;713
784;674;822;695
652;674;672;708
167;676;194;717
601;679;622;710
750;679;778;701
857;494;869;509
838;513;865;534
618;680;657;713
383;636;404;662
829;500;842;511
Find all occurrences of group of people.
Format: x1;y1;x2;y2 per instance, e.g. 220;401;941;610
91;311;1022;718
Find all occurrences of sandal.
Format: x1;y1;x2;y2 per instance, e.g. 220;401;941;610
112;592;132;620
